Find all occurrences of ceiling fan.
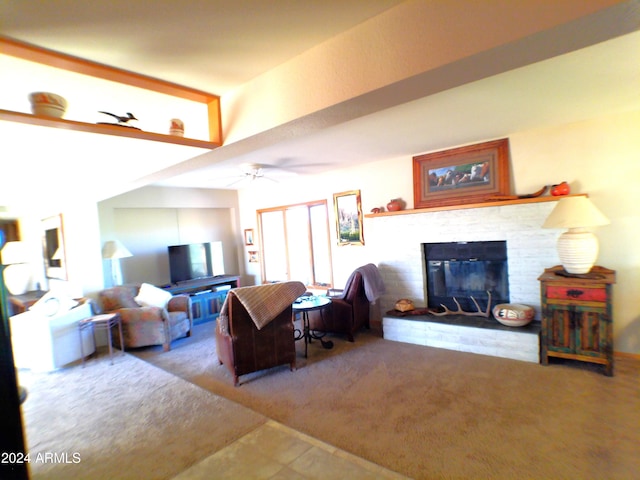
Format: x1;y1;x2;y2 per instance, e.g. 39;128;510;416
223;163;282;187
220;159;333;188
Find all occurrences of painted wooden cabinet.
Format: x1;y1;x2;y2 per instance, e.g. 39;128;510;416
539;265;615;376
189;289;228;324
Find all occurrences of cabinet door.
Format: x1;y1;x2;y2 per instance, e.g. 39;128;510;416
206;290;228;320
190;295;207;322
546;305;608;358
573;306;607;357
546;306;573;353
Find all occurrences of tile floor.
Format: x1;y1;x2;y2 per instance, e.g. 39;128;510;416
172;420;408;479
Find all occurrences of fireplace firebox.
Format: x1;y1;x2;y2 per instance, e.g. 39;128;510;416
424;241;509;312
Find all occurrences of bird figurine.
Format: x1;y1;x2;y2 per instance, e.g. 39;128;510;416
98;111;139;128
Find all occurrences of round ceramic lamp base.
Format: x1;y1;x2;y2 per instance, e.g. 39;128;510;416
3;263;31;295
557;228;599;274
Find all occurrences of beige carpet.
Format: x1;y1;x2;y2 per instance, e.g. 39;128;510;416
134;321;640;480
18;351;266;480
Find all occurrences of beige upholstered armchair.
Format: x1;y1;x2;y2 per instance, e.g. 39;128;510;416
99;284;192;352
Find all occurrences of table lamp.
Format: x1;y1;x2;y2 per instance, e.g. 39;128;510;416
0;241;31;295
102;240;133;286
542;196;609;274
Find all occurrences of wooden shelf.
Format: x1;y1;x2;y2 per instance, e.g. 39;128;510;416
364;194;586;218
1;35;222;146
0;109;218;149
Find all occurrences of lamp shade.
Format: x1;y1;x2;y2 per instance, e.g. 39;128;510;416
0;241;30;265
542;196;609;229
1;241;32;295
102;240;133;260
542;196;610;274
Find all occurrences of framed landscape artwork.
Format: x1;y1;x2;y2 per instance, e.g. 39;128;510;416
244;228;254;246
41;214;67;280
412;138;511;209
333;190;364;246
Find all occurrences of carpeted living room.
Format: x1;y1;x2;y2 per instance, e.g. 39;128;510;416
18;319;640;479
3;2;640;479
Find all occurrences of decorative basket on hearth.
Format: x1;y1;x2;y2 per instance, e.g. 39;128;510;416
492;303;534;327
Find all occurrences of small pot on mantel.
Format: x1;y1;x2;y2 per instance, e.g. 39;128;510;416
551;181;570;196
386;198;405;212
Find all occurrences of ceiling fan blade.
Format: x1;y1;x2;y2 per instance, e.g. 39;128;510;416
264;158;334;173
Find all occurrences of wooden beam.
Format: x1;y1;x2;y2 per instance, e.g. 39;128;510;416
1;35;220;105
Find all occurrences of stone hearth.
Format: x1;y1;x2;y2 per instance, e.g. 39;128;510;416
383;312;540;363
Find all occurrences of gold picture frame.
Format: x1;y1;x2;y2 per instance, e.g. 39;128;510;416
333;190;364;246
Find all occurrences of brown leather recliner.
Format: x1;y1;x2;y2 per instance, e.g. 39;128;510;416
215;287;300;386
309;271;370;342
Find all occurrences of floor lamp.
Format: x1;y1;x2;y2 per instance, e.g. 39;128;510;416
102;240;132;286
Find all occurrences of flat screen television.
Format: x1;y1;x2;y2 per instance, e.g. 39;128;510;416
168;241;225;284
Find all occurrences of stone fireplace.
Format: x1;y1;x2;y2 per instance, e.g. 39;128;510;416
366;199;561;362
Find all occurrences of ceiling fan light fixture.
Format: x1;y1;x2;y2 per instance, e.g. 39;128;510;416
241;163;264;176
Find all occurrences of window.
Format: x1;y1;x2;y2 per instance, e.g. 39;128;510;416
257;200;333;288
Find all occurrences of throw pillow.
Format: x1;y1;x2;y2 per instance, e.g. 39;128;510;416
135;283;173;309
29;291;79;317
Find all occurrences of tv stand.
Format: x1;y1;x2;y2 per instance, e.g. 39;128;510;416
165;275;240;295
163;275;240;324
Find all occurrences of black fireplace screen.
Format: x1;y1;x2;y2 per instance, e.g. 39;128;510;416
424;241;509;312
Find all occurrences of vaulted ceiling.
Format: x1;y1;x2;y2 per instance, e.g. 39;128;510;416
2;0;639;205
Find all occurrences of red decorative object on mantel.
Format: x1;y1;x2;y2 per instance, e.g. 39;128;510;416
386;198;405;212
551;181;570;196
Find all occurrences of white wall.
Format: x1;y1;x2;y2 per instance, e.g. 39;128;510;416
8;202;104;299
238;109;640;354
98;186;244;286
112;207;236;286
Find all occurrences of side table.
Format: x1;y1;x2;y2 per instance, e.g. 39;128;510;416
539;265;615;376
79;313;125;366
292;295;334;358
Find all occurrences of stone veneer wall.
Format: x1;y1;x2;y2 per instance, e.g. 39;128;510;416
366;201;561;320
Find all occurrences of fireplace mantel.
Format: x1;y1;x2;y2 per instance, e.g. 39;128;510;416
365;194;585;218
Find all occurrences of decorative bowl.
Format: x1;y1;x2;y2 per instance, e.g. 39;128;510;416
28;92;67;118
169;118;184;136
395;298;415;312
492;303;534;327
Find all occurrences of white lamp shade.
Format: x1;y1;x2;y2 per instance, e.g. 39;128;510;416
543;196;610;274
542;196;609;229
102;240;133;259
0;241;30;265
1;241;32;294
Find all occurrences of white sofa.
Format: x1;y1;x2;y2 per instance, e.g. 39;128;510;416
10;298;95;371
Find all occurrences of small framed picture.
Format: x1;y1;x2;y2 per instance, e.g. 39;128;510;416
248;251;259;263
41;214;67;280
244;229;254;246
333;190;364;246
